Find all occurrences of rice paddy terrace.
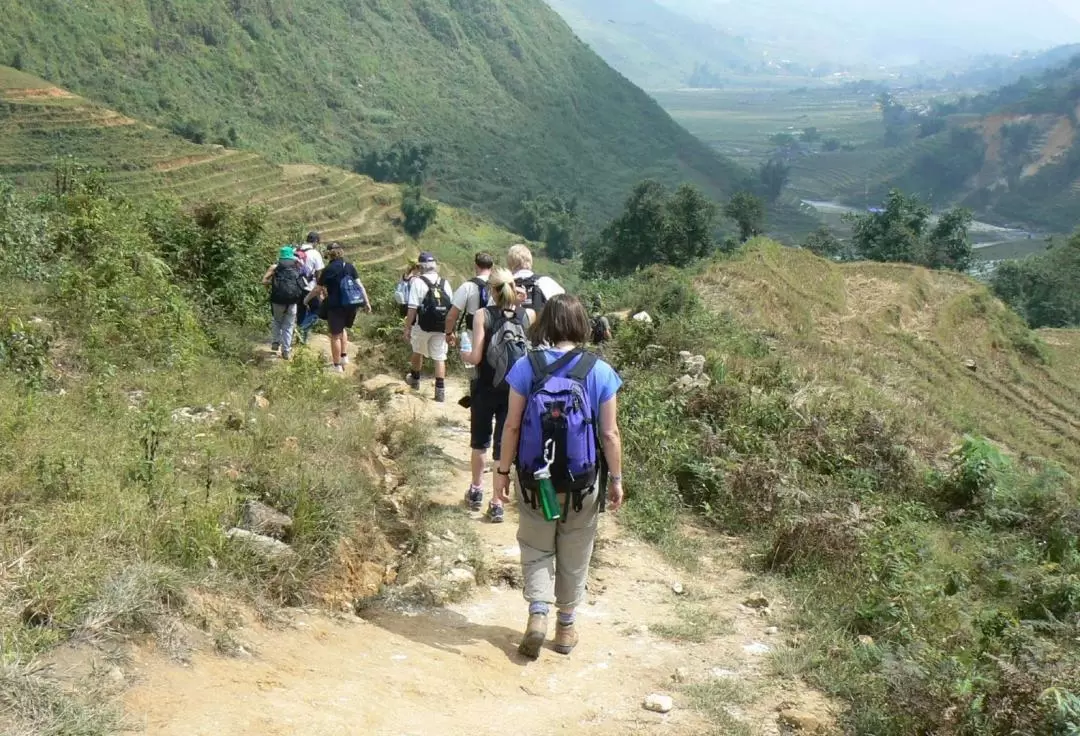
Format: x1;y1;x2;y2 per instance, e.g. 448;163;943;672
0;67;407;266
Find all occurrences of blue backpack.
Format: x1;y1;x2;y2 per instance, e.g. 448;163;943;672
517;349;606;516
338;272;367;308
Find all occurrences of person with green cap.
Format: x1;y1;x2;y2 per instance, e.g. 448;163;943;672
261;245;306;360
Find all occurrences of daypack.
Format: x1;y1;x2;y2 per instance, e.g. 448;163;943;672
416;275;451;332
270;261;305;305
337;268;367;308
394;278;410;317
459;277;490;330
483;307;530;391
515;275;548;312
591;315;610;345
517;349;603;517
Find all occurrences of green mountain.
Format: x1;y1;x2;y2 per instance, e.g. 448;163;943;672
0;0;748;226
543;0;761;90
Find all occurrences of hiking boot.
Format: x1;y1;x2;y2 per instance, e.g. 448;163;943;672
281;351;292;361
552;623;579;655
435;386;446;403
270;342;281;353
405;373;420;390
487;503;505;524
518;614;548;659
465;486;483;511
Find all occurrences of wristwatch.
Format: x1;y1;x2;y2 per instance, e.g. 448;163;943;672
496;468;512;477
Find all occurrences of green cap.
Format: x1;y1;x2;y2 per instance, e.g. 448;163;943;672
279;246;297;261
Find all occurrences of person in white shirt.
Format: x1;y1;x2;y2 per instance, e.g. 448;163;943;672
404;252;454;403
296;231;326;342
445;252;494;349
507;243;564;312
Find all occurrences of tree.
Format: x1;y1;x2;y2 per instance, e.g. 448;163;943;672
801;127;822;144
844;189;972;271
823;138;842;152
803;226;845;259
515;194;580;261
401;185;437;238
356;143;433;186
878;91;910;146
724;192;766;243
583;180;717;276
992;234;1080;328
758;158;790;202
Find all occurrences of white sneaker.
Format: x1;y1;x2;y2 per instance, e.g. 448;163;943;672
331;364;345;374
341;355;350;366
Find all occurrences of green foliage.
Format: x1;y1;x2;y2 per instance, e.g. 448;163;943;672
0;0;748;226
355;142;433;186
0;318;51;391
515;194;580;261
845;189;974;271
802;226;845;259
401;185;438;238
0;181;50;281
758;157;790;202
724;191;766;243
992;232;1080;328
584;180;718;277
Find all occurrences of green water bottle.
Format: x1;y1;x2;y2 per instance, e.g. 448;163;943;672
535;464;561;522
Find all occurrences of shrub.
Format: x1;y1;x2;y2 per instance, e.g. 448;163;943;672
401;185;438;238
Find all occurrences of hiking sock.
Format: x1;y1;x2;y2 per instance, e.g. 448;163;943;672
557;611;576;627
410;370;421;381
529;601;550;617
435;377;446;389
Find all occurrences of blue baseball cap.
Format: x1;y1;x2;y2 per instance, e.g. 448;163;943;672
418;252;436;264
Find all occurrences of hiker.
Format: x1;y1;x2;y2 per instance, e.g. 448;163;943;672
395;261;420;318
261;246;306;360
315;243;371;373
404;252;453;402
590;295;612;346
507;243;564;313
446;251;494;349
461;267;534;523
493;294;624;659
297;231;326;343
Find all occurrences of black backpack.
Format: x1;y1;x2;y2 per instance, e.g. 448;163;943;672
270;262;305;305
515;275;549;312
591;315;610;345
459;277;490;330
417;275;452;332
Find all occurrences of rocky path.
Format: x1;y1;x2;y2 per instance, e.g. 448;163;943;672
122;339;832;735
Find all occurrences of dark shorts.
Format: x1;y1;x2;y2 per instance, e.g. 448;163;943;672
470;385;509;459
327;306;358;335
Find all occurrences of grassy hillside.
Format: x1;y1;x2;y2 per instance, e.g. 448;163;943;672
0;66;564;279
0;0;749;226
603;242;1080;733
543;0;761;90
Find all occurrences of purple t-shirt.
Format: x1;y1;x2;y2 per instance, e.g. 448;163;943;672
506;349;622;413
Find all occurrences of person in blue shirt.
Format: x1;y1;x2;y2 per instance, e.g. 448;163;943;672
493;294;624;659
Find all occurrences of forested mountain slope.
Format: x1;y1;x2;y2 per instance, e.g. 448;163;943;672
0;0;747;225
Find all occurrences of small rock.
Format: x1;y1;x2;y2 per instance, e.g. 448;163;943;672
710;667;738;679
445;567;476;587
643;693;673;714
743;592;770;609
964;359;977;372
441;530;457;543
680;353;707;377
778;709;826;733
743;641;771;655
632;311;654;324
765;626;780;636
857;635;875;646
106;667;125;685
671;581;685;595
226;528;296;561
251;393;270;410
240;500;293;540
671;667;689;684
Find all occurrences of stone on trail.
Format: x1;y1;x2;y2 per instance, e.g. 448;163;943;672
765;626;780;636
778;709;826;733
857;635;875;646
251;393;270;410
226;528;296;561
671;581;685;595
679;351;707;377
240;500;293;540
671;667;689;683
643;693;674;714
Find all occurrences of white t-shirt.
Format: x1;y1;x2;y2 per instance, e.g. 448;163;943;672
512;269;564;304
451;274;490;324
407;272;454;313
298;245;325;291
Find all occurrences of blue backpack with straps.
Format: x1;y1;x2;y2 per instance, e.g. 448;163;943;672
517;349;607;516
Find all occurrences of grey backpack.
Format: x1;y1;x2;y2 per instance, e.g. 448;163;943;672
484;307;530;390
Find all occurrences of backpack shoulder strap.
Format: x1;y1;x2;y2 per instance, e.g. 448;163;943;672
530;349;582;392
513;306;528;327
567;351;599;382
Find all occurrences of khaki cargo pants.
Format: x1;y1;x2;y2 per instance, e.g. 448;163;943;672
517;486;600;609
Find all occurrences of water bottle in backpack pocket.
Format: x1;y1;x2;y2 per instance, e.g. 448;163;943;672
517;349;600;516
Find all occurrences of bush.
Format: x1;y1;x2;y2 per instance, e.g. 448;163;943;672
401;185;438;238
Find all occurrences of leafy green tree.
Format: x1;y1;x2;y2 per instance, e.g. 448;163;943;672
801;127;822;144
992;234;1080;327
724;191;766;243
758;158;790;202
357;143;434;186
401;185;438;238
878;91;910;146
844;189;972;271
823;138;842;152
803;226;845;259
515;194;580;261
583;180;717;276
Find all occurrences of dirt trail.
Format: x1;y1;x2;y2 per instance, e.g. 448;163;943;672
123;338;831;734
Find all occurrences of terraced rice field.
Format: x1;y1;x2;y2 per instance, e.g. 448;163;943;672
0;67;407;266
